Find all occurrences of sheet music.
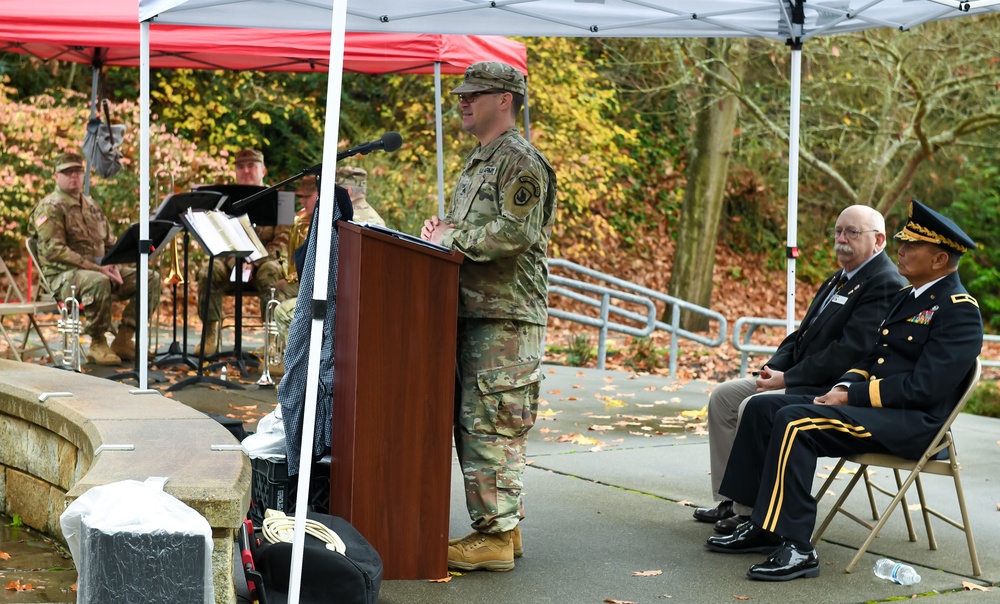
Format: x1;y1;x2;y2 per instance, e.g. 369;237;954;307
352;221;451;253
185;209;267;260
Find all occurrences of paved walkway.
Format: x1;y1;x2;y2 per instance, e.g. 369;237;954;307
8;353;1000;603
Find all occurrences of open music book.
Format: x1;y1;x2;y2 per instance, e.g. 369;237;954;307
184;209;268;262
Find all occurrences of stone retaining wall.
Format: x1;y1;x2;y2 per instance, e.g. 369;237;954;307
0;360;251;604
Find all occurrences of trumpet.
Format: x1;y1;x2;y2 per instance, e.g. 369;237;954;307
57;285;83;372
256;287;284;387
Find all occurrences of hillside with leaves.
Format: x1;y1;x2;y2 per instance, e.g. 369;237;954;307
1;22;998;343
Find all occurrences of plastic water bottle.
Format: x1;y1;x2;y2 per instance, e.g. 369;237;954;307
873;558;921;585
220;365;228;382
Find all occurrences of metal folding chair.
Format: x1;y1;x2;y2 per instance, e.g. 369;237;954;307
811;359;982;575
0;252;58;363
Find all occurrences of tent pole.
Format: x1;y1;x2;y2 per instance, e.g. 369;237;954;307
785;43;802;334
523;75;531;141
286;2;348;602
435;61;445;218
137;23;152;391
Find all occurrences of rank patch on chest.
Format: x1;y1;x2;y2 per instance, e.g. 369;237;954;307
906;307;936;325
478;166;498;175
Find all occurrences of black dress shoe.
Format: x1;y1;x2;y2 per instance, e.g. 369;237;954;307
693;500;734;523
705;521;782;554
747;541;820;581
714;514;751;535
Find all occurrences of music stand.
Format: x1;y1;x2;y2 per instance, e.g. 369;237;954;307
150;191;224;370
99;220;177;384
196;184;280;227
167;211;261;392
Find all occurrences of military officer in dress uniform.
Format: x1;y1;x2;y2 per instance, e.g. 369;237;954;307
694;205;906;534
707;199;983;582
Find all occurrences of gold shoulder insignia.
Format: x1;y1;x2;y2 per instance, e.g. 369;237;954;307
899;285;913;292
951;293;979;307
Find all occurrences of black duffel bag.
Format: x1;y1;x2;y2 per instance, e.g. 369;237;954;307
256;511;382;604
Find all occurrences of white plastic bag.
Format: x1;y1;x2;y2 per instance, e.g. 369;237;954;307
60;479;214;604
242;405;287;460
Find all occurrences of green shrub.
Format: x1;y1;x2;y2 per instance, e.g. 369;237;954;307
565;333;594;368
964;380;1000;419
624;336;662;372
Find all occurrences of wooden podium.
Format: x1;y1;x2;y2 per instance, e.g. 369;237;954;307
330;221;463;580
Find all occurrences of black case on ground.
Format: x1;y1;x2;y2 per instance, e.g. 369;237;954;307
256;511;383;604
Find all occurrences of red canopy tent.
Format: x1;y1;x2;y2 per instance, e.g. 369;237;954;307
0;0;527;74
0;0;528;208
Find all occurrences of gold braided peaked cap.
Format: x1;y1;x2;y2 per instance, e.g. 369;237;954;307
894;199;975;253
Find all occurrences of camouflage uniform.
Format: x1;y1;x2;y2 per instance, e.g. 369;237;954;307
29;188;161;338
444;121;558;533
336;166;386;227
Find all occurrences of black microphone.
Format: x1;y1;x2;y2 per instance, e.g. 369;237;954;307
336;131;403;160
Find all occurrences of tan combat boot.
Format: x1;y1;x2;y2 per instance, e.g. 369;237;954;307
446;529;515;572
110;325;136;362
87;337;122;366
450;524;522;558
193;321;219;357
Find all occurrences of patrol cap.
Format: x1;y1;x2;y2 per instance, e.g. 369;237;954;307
234;149;264;165
336;166;367;193
296;175;318;197
451;61;526;96
55;151;85;172
894;198;976;254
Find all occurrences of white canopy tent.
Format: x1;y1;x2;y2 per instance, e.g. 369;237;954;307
136;1;1000;600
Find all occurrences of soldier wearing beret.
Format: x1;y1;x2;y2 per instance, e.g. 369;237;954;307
421;61;558;572
29;151;162;365
708;199;983;582
195;148;295;355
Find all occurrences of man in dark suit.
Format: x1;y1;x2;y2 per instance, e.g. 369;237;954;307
707;199;983;582
695;205;906;533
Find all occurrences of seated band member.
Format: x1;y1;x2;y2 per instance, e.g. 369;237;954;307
29;151;161;366
195;149;295;355
695;205;905;533
707;199;983;582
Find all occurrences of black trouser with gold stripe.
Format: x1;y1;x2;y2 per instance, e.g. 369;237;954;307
718;395;935;546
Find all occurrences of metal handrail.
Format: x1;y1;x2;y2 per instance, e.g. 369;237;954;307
547;258;727;377
734;317;1000;374
731;317;798;377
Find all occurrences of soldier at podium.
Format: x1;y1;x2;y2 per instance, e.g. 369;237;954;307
194;148;296;355
421;61;558;572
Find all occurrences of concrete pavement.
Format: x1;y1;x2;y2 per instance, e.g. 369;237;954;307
26;357;1000;603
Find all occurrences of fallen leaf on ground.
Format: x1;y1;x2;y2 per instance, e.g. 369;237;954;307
537;409;561;418
734;595;751;601
962;581;990;592
557;433;601;446
589;425;615;431
603;376;615;383
5;581;34;592
601;385;616;391
428;576;451;583
632;569;662;577
604;599;637;604
0;551;9;560
549;389;562;394
229;404;257;411
566;396;580;401
677;500;693;506
576;371;585;377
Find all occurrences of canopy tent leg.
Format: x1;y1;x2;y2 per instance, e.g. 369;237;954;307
785;43;802;334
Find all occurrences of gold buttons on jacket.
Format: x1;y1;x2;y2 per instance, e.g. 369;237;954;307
877;358;885;364
907;336;913;341
882;329;889;335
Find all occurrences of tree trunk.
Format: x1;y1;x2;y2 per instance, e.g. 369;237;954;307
668;39;743;331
